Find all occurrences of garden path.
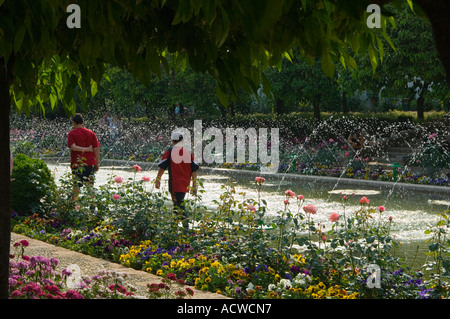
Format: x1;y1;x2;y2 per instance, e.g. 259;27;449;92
10;232;229;299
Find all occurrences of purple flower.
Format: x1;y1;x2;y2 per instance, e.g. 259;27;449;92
62;268;73;277
235;287;242;294
290;265;301;274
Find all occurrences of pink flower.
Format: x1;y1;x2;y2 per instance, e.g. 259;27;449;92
329;212;340;222
389;216;393;221
343;195;347;200
133;164;142;172
283;199;290;205
344;152;349;157
303;204;317;214
142;176;150;182
115;176;123;183
329;139;334;143
297;195;304;201
364;157;370;162
255;176;265;184
247;204;256;212
285;189;295;198
378;205;386;212
20;240;29;247
75;205;80;211
112;194;121;200
359;196;370;205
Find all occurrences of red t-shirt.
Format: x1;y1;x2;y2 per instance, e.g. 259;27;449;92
67;127;100;168
158;146;199;193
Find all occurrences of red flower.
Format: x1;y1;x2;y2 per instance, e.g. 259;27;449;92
20;240;29;247
166;273;177;281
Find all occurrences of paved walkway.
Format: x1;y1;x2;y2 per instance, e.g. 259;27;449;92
10;232;229;299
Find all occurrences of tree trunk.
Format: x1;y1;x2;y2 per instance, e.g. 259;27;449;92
0;57;14;299
342;91;348;114
416;82;429;120
275;98;284;114
313;94;321;123
229;101;235;118
313;103;321;123
217;102;227;122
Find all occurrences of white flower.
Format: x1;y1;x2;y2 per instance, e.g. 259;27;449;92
268;284;276;291
279;279;291;289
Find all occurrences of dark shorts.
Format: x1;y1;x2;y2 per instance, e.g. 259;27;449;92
72;165;95;188
172;192;186;210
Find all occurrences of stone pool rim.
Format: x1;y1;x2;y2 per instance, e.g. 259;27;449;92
43;157;450;196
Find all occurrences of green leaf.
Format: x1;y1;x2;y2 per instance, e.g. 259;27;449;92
216;7;230;47
301;0;307;11
321;50;335;78
376;36;384;63
216;85;228;107
90;80;98;97
14;25;27;53
429;243;439;252
368;44;378;74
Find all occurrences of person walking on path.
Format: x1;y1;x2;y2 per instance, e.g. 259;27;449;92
67;113;101;192
155;131;199;229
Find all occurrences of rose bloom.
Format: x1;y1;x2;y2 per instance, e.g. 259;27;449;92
297;194;304;201
112;194;121;200
303;204;317;214
378;205;386;212
133;164;142;172
255;176;265;183
329;212;340;222
285;189;295;198
360;196;370;204
247;204;256;212
115;176;123;183
142;176;151;182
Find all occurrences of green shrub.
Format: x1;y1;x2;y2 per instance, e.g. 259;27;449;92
11;154;56;215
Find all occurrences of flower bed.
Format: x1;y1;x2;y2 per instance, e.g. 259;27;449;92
11;168;450;299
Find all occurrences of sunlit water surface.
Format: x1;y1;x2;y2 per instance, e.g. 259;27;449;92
47;162;450;268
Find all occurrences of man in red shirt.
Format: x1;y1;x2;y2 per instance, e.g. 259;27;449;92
67;113;100;189
155;131;199;228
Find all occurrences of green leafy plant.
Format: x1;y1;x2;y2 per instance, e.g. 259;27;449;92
11;154;56;216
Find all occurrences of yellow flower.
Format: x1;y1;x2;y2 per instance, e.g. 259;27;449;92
162;252;172;260
145;267;152;272
156;270;163;276
205;277;212;283
201;267;209;273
